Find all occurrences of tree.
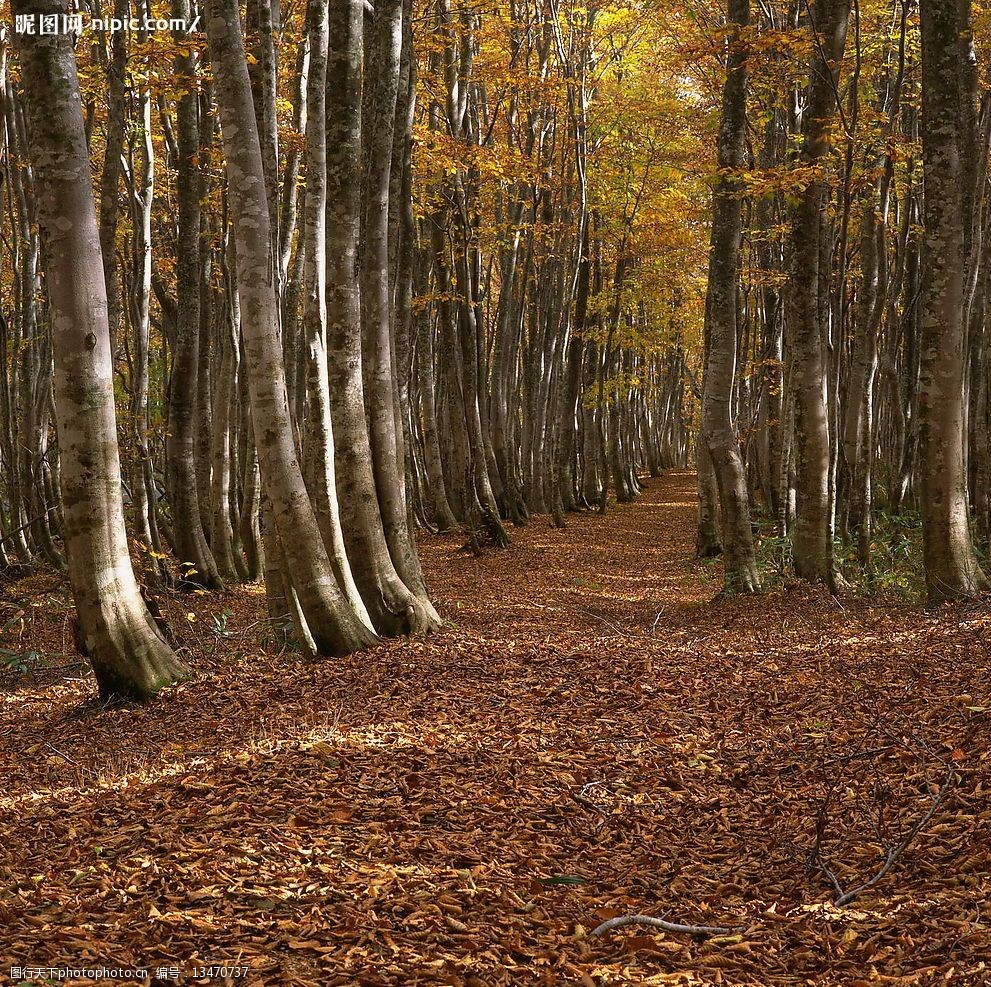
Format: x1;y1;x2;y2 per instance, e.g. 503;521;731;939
299;0;373;627
916;0;990;602
168;0;225;590
13;0;188;700
205;0;378;654
700;0;760;593
325;0;441;635
788;0;850;589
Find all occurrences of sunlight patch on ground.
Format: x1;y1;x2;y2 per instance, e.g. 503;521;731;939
5;472;991;985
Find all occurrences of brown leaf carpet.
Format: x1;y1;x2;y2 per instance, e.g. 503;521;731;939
2;469;990;985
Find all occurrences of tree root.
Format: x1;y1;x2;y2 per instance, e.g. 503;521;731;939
402;595;443;636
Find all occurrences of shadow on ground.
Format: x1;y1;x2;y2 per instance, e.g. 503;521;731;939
2;470;990;985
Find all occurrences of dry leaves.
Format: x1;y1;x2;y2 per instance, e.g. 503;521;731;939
1;470;990;985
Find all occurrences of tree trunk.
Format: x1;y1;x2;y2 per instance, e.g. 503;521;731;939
14;0;188;700
97;0;127;356
916;0;989;601
168;0;224;589
206;0;379;654
788;0;849;588
701;0;760;593
361;0;440;590
300;0;373;628
326;0;440;635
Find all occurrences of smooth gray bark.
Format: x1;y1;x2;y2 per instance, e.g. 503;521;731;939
700;0;760;593
14;0;188;700
325;0;440;635
788;0;849;588
917;0;990;601
206;0;379;654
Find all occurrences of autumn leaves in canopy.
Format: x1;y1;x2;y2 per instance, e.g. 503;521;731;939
1;0;705;699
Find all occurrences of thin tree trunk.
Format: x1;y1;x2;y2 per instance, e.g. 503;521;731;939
168;0;224;589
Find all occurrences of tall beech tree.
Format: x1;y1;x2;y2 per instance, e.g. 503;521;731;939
325;0;440;635
168;0;224;591
205;0;378;655
300;0;372;628
916;0;990;601
12;0;188;700
361;0;436;600
700;0;760;593
788;0;850;589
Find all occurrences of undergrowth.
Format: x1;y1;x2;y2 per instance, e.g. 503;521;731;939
752;505;931;601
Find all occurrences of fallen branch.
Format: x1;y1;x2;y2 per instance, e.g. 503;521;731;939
831;762;955;907
571;781;609;814
42;741;76;764
591;914;737;937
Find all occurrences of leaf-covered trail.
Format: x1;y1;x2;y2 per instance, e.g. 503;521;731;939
2;469;990;985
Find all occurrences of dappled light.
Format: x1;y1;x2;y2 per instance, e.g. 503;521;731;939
3;0;991;981
4;473;991;983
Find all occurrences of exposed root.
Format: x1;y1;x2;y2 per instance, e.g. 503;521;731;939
403;595;443;635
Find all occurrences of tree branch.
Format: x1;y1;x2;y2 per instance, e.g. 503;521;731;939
591;914;737;937
832;763;955;907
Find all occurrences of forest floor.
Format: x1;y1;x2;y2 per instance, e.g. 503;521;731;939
2;469;991;986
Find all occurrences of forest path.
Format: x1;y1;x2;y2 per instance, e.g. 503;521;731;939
421;467;708;644
3;470;990;985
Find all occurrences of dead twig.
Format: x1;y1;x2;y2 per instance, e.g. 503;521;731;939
591;914;738;937
831;762;955;907
571;781;609;814
42;741;76;764
822;745;894;766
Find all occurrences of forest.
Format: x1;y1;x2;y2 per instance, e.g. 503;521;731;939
1;0;990;982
